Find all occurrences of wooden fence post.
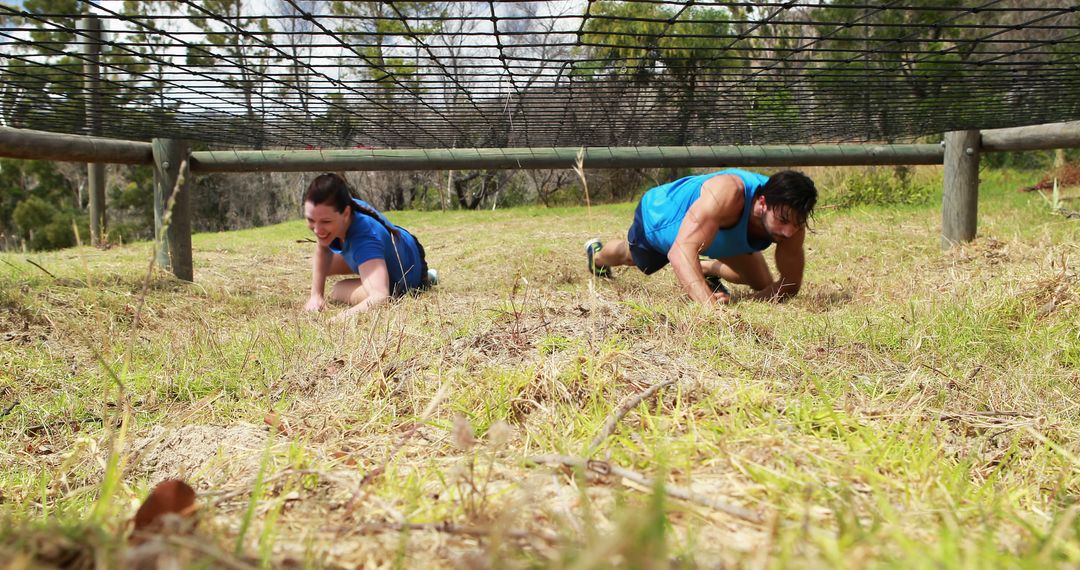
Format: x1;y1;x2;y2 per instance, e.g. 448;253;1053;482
942;130;980;248
80;17;106;246
152;138;193;281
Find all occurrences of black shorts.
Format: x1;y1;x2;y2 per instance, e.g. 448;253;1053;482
627;202;670;275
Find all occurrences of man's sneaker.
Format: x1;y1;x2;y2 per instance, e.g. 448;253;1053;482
584;239;611;278
425;268;439;286
704;274;730;295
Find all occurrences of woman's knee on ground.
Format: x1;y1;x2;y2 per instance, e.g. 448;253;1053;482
330;278;366;305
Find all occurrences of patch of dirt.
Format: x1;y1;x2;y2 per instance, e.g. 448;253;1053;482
1019;162;1080;193
1014;270;1078;324
128;424;269;488
944;236;1013;265
0;295;50;344
452;299;632;362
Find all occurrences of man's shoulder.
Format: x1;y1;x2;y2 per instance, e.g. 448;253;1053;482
714;168;768;186
700;174;746;207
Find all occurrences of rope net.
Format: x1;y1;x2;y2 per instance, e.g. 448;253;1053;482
1;0;1078;150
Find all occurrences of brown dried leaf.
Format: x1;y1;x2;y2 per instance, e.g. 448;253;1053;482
132;479;197;535
264;412;292;436
332;450;358;467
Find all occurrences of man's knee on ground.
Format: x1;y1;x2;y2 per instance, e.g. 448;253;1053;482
746;274;773;291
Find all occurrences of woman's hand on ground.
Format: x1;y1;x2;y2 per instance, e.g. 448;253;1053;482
303;295;326;312
329;310;350;323
712;290;731;305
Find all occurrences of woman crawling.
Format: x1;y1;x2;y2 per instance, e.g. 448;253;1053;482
301;173;432;319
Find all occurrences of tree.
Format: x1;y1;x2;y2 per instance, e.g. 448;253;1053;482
809;0;983;140
118;1;183;127
185;0;276;145
1;159;86;251
272;0;325;119
2;1;90;133
328;1;445;147
574;2;745;145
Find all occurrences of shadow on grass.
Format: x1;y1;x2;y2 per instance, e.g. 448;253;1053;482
796;286;854;311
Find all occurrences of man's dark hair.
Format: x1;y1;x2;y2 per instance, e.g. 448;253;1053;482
758;170;817;226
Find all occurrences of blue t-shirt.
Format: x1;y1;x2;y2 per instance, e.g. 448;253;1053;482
638;169;772;259
328;199;423;294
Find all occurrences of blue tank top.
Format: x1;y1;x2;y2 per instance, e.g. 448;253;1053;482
639;169;772;259
328;199;423;294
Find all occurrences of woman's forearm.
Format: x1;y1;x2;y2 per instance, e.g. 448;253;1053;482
334;292;389;320
310;246;332;297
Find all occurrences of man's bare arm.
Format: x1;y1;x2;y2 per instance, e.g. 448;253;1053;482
668;175;744;306
747;229;805;302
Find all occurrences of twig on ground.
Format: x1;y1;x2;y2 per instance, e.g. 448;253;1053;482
586;378;676;456
210;471;291;506
938;410;1036;420
207;467;352;506
1;258;23;272
128;533;261;570
919;363;950;380
526;454;763;524
328;521;560;545
935;409;1044;437
24;416;103;436
965;410;1035;418
25;258;56;279
345;382;451;510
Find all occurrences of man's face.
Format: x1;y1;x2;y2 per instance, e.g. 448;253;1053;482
304;201;350;247
758;199;803;243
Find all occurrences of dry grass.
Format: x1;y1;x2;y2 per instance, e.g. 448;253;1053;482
1;165;1078;569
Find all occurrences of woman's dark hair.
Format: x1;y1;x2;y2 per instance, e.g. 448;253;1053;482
757;170;817;226
304;173;399;238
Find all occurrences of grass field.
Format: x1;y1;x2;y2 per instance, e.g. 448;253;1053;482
1;166;1078;569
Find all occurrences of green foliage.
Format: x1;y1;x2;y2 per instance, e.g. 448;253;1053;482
330;2;440;93
185;0;274;122
0;57;86;133
20;0;88;46
822;165;935;209
13;201;88;251
807;0;988;140
1;159;84;250
8;1;151;133
575;2;744;143
107;165;155;241
11;196;57;233
577;2;739;82
983;149;1080;171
